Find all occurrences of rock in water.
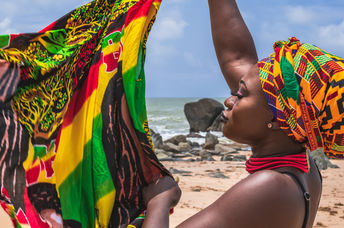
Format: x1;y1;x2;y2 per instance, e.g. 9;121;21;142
184;98;224;132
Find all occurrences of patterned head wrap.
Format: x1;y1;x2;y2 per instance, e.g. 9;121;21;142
258;37;344;159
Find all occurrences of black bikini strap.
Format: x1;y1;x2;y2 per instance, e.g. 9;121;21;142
281;171;310;228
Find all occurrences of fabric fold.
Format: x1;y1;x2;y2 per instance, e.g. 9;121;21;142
0;0;169;227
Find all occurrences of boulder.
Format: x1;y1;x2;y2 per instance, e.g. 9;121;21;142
190;150;201;156
215;144;237;154
221;154;247;162
188;141;200;148
203;132;219;150
172;153;192;158
199;150;212;161
154;149;165;154
162;143;180;153
157;152;174;161
207;156;216;161
184;152;195;157
184;98;224;132
208;170;228;179
164;135;187;145
311;148;339;170
221;154;233;161
169;168;192;175
150;129;163;149
207;113;223;132
187;132;205;138
232;155;247;161
209;150;220;155
178;142;192;152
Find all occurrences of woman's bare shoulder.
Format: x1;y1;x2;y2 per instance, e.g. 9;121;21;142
177;170;306;228
217;170;305;227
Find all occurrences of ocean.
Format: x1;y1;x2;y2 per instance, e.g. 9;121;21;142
146;97;230;144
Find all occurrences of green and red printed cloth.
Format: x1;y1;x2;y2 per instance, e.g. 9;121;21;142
0;0;169;227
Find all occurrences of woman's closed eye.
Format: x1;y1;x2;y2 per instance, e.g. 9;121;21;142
231;91;244;99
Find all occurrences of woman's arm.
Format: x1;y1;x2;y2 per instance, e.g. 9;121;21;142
208;0;258;91
141;176;181;228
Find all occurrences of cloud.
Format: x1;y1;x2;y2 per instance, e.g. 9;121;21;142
284;6;315;25
149;42;178;58
251;3;344;58
0;18;16;34
317;20;344;55
151;10;187;41
0;18;10;30
152;17;187;40
148;7;188;65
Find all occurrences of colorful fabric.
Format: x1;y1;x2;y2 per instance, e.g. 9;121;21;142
245;153;309;174
258;37;344;159
0;0;170;227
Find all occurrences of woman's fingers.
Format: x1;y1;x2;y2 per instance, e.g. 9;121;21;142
40;209;63;228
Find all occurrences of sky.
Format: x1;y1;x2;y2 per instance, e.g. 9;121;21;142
1;0;344;97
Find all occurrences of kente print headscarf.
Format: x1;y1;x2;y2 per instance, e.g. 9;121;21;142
258;37;344;159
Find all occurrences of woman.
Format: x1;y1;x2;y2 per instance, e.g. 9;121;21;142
177;0;344;227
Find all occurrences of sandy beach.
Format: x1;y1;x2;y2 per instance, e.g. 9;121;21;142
165;157;344;228
0;155;343;227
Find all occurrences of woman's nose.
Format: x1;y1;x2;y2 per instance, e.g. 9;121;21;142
224;96;236;110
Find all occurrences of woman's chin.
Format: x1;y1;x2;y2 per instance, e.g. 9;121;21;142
222;129;248;145
221;122;233;139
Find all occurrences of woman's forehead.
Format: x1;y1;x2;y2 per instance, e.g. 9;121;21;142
242;65;260;90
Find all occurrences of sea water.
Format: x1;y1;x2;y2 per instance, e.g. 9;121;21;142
146;97;230;144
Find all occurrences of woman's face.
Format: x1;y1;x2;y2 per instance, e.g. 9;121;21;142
221;65;274;145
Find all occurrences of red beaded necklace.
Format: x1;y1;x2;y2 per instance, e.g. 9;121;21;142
245;153;309;174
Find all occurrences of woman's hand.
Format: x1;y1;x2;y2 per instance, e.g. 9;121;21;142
141;176;181;228
40;209;63;228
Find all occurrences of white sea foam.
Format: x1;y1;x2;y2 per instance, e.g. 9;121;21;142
146;97;231;144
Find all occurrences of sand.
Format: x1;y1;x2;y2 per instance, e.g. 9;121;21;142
0;157;343;227
165;158;344;228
